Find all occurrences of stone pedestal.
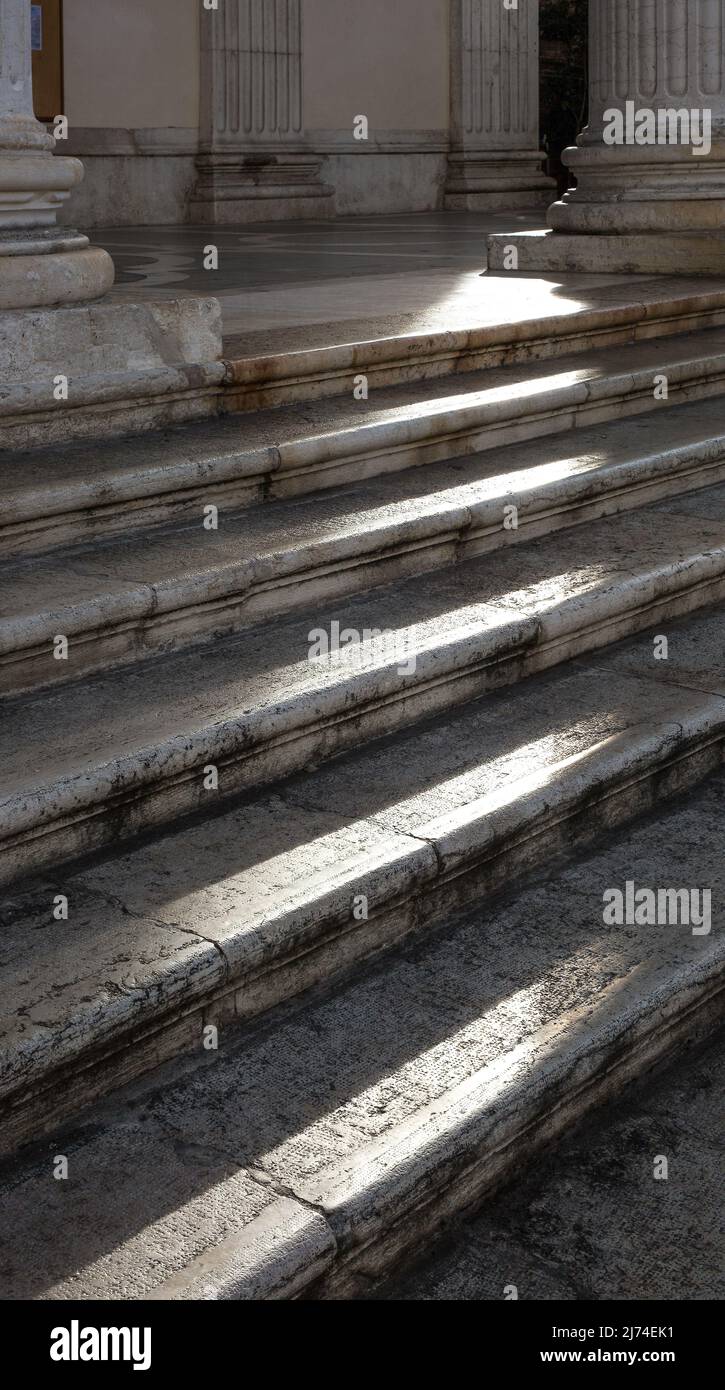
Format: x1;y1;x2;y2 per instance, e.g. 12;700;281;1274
445;0;554;210
488;0;725;274
191;0;333;222
0;296;226;450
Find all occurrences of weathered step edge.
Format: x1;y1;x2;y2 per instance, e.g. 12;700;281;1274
149;945;725;1300
3;550;725;889
4;342;725;558
5;429;725;697
222;288;725;412
3;695;724;1159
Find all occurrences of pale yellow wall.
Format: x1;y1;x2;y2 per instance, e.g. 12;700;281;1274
303;0;449;132
63;0;199;128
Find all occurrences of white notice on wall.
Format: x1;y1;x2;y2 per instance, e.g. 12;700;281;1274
31;5;43;53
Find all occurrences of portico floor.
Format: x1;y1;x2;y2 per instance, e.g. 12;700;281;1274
91;208;699;359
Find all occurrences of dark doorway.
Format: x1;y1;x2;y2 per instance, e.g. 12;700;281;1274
540;0;588;195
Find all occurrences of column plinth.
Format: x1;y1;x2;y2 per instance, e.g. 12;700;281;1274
0;0;114;307
445;0;554;210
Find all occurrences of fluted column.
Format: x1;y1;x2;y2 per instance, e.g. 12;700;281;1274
0;0;113;308
192;0;333;222
550;0;725;232
445;0;554;209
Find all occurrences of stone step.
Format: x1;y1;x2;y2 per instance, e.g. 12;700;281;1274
3;500;725;888
2;602;725;1155
4;398;725;696
3;327;725;559
2;763;722;1299
222;276;725;411
374;1022;725;1302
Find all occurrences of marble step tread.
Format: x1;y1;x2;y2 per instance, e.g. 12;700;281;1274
1;763;723;1299
3;500;725;887
3;325;725;557
221;274;725;363
3;603;725;1156
3;397;725;695
374;1020;725;1302
222;274;725;410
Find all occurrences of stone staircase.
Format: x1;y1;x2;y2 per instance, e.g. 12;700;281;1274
1;287;724;1299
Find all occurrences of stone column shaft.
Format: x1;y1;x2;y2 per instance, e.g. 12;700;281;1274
192;0;333;223
445;0;554;209
550;0;725;232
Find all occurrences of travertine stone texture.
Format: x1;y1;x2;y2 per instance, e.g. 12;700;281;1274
381;1027;725;1301
1;770;722;1298
489;229;725;275
445;0;554;209
0;296;225;448
3;495;725;887
3;393;725;696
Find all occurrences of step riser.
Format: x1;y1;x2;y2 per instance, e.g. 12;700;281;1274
4;360;725;561
0;375;225;455
5;445;725;698
225;303;725;413
3;709;723;1160
314;969;725;1300
5;563;725;891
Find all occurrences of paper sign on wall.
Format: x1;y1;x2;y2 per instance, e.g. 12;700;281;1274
31;5;43;53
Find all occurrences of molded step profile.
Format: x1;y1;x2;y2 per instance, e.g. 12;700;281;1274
4;504;725;886
222;276;725;411
4;399;725;696
1;769;723;1298
2;328;725;558
3;606;725;1156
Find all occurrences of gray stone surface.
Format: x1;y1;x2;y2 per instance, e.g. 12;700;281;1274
3;499;725;884
379;1031;725;1301
0;0;114;311
3;613;725;1150
4;397;725;692
592;601;725;699
488;229;725;277
0;376;722;570
0;296;226;450
1;768;723;1300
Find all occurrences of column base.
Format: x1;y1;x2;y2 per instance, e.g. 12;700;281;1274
487;228;725;276
0;233;115;310
0;295;226;449
444;152;555;211
190;151;335;223
551;142;725;234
